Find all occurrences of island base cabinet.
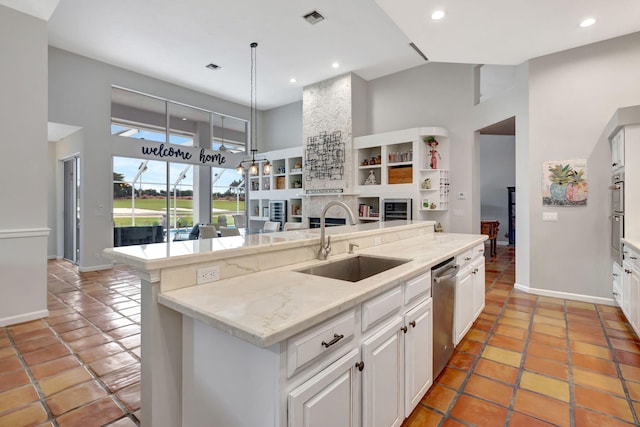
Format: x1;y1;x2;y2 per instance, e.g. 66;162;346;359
472;258;486;319
454;268;474;345
404;298;433;417
288;348;361;427
182;318;282;427
361;317;404;427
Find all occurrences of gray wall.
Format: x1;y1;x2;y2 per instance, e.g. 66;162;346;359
527;32;640;299
262;101;302;151
480;135;515;244
0;6;49;325
49;47;254;271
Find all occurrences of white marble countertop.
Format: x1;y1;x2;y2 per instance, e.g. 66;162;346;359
105;220;424;271
159;232;486;347
623;238;640;252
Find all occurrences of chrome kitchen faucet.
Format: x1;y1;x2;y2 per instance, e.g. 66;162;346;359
318;201;357;260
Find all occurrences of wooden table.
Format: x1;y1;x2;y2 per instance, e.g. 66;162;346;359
481;220;500;257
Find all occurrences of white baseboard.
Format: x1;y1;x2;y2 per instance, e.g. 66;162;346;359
78;263;113;273
514;282;616;306
0;309;49;327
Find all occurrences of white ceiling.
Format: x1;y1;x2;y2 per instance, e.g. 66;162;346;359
9;0;640;110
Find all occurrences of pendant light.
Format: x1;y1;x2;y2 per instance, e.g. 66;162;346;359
236;42;271;176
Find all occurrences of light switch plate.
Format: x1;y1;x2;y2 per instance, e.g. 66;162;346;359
542;212;558;222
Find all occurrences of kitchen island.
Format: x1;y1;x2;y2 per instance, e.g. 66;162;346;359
105;220;486;427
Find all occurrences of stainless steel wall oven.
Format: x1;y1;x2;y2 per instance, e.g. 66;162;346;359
611;171;625;265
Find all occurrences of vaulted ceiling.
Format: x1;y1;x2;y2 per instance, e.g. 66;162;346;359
4;0;640;110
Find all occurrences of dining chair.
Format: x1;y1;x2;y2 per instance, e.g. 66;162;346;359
219;226;241;237
199;224;218;239
232;214;246;228
262;221;280;232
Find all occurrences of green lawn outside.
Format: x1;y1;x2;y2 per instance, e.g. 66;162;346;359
113;198;244;227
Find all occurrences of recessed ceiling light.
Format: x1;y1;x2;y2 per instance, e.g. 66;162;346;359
290;78;297;83
579;17;596;28
332;62;339;68
431;10;445;20
181;117;187;121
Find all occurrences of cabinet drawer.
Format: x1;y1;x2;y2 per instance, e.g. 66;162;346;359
472;244;485;259
623;244;640;270
362;286;402;332
457;249;473;270
404;271;431;305
287;310;356;378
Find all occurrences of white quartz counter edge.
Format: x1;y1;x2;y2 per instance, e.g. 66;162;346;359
104;221;428;271
622;238;640;253
159;232;486;348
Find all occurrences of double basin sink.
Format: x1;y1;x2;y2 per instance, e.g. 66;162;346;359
296;255;410;283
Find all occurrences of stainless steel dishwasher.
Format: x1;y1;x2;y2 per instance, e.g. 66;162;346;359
431;257;458;379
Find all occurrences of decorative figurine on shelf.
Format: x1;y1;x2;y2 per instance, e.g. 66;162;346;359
364;170;377;185
422;178;431;189
424;136;441;169
430;202;437;209
435;222;444;233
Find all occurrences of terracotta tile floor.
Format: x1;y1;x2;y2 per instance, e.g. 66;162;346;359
403;245;640;427
0;260;141;426
2;245;640;426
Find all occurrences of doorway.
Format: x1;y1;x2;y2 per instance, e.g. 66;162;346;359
63;157;80;263
478;117;515;246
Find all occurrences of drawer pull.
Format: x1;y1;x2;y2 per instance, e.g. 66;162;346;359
321;333;344;348
465;257;472;261
409;320;416;328
355;361;365;371
630;256;638;260
401;326;408;333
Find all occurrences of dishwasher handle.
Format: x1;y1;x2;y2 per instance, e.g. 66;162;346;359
434;265;459;283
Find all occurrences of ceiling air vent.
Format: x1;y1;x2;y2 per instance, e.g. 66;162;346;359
303;10;325;25
409;42;429;62
206;63;222;70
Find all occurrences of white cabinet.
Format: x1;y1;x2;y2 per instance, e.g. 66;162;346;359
622;242;640;336
288;348;361;427
454;267;474;345
361;317;404;427
613;261;623;307
455;244;485;345
248;147;305;224
403;298;433;417
611;127;625;171
472;257;486;319
353;127;449;228
622;260;640;335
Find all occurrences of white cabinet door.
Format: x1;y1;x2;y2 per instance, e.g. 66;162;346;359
623;262;640;335
455;269;474;345
613;262;623;307
623;261;633;325
611;128;625;170
288;348;361;427
362;317;404;427
472;258;486;319
404;298;433;417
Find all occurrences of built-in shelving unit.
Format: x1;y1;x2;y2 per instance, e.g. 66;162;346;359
353;127;449;227
247;147;305;224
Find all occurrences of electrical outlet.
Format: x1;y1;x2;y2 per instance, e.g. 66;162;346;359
457;192;466;200
197;266;220;284
374;236;381;246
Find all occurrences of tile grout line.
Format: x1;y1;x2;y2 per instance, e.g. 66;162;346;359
45;267;142;426
597;303;640;425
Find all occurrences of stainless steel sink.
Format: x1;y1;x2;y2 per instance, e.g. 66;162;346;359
296;255;410;282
